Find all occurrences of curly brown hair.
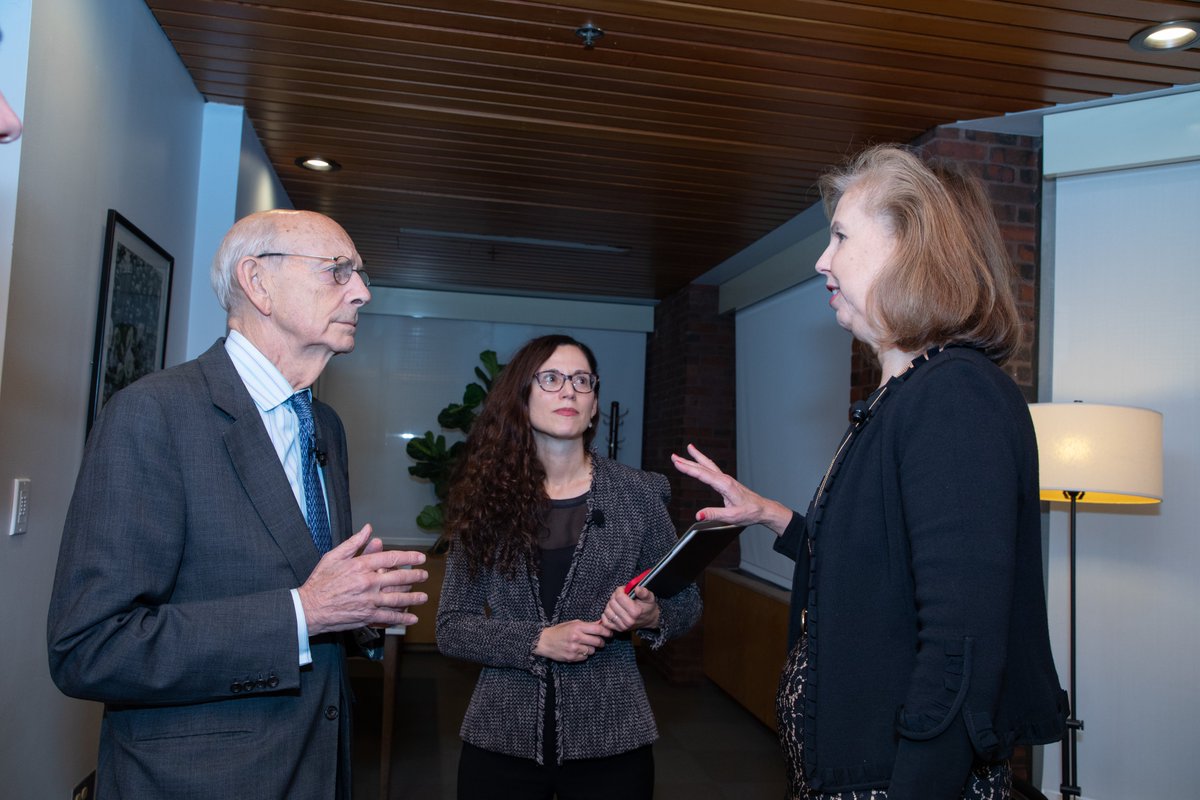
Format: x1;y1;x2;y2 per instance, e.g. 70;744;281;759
445;334;600;575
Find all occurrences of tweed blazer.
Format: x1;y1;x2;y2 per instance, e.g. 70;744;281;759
774;347;1067;798
436;456;701;765
48;340;356;800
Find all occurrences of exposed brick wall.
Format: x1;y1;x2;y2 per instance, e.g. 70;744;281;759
849;128;1042;404
849;339;880;406
642;283;738;532
640;283;736;683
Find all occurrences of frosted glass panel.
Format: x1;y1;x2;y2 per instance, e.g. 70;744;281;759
318;315;646;547
734;278;851;587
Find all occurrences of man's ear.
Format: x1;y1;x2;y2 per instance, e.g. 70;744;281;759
235;256;272;316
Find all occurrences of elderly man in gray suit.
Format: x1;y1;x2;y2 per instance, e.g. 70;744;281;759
48;209;427;799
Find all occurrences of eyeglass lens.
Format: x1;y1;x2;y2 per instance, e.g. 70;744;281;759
332;256;369;286
535;371;596;393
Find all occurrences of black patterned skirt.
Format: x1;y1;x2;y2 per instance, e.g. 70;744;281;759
775;634;1010;800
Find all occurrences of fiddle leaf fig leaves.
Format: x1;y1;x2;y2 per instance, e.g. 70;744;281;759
407;351;505;532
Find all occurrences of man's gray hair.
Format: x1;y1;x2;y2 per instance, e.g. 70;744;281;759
210;210;296;312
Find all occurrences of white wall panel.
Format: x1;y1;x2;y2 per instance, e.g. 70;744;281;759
734;277;851;587
1044;90;1200;178
1042;159;1200;799
319;313;647;547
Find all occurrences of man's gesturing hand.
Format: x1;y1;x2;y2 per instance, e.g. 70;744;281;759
298;525;429;636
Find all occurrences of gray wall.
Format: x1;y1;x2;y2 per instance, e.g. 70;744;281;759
0;0;244;795
1039;92;1199;798
0;2;203;794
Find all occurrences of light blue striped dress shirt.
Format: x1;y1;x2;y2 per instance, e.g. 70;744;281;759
225;330;322;666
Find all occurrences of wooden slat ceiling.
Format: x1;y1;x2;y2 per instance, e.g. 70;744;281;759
144;0;1200;300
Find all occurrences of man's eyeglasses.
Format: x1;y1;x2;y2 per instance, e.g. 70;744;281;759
532;370;599;394
255;253;370;287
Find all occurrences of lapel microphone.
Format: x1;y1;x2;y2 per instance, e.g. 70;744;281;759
312;435;328;467
850;402;868;425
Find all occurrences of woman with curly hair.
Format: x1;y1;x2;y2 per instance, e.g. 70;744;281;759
436;333;701;800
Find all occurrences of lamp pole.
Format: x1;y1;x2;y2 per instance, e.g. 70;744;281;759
1030;402;1165;799
1061;489;1083;798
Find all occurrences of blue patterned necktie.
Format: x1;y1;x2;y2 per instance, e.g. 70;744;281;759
287;391;332;554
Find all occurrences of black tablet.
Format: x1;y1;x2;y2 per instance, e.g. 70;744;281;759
624;520;745;599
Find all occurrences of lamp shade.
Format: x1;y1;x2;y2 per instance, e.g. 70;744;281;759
1029;402;1163;504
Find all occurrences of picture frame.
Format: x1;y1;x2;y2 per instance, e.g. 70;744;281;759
87;210;174;434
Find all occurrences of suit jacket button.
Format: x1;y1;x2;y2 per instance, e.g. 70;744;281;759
324;705;339;721
231;681;243;693
267;673;279;688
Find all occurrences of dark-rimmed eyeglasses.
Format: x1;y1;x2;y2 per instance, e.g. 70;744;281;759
255;252;370;287
532;370;599;394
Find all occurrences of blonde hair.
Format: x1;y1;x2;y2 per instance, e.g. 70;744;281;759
819;145;1020;364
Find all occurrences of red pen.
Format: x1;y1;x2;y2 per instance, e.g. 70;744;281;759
624;568;651;596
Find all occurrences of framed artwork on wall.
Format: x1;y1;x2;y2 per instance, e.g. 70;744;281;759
86;209;174;435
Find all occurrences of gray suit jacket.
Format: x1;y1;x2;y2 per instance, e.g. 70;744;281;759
48;340;355;800
437;457;702;765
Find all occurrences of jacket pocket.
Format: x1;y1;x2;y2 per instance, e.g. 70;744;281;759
895;636;972;741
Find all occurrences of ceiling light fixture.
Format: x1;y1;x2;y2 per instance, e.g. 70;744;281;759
295;155;342;172
1128;20;1200;51
575;22;605;49
398;227;629;254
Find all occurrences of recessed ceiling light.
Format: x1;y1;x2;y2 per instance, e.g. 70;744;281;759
1129;20;1200;52
295;155;342;172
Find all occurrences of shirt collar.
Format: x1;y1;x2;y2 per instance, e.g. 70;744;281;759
225;329;301;413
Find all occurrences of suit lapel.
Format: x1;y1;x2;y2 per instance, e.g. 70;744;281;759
199;342;320;584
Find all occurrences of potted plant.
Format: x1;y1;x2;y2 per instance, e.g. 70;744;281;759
406;350;505;552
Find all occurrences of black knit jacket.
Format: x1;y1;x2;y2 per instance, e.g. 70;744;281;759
436;456;702;765
775;347;1067;798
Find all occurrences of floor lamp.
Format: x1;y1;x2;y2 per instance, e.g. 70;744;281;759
1028;402;1163;799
